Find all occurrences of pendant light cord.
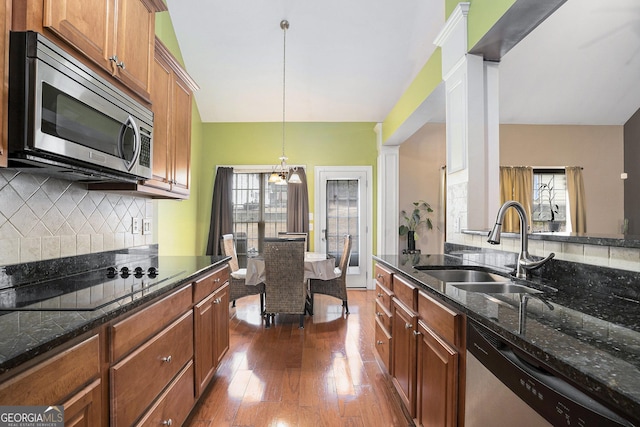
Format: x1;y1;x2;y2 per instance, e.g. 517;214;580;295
281;20;289;160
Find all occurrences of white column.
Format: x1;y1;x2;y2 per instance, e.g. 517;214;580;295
435;3;500;241
375;123;399;255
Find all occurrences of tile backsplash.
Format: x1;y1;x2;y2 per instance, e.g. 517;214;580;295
0;169;154;265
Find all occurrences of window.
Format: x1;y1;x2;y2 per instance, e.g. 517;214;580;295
232;173;287;267
532;169;566;232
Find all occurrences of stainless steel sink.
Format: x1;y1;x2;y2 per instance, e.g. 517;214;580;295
422;269;509;283
451;282;542;294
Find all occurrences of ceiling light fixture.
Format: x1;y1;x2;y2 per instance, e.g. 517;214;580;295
269;19;301;185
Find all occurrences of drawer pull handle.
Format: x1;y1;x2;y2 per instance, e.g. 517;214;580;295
162;419;173;426
376;312;382;317
214;278;221;283
376;340;383;345
161;355;172;363
213;298;222;304
377;293;383;298
376;274;383;278
405;323;413;329
413;330;421;337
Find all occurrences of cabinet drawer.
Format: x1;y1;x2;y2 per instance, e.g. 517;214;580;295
375;299;392;334
393;274;418;311
135;361;195;427
375;282;394;312
0;334;100;405
193;265;229;303
418;291;464;348
111;284;192;361
111;311;194;427
374;317;392;374
375;263;393;290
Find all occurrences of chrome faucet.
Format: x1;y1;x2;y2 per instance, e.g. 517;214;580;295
487;200;555;279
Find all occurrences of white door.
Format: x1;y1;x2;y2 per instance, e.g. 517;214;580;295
315;166;372;289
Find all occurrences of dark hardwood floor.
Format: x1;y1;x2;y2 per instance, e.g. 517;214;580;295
185;290;413;426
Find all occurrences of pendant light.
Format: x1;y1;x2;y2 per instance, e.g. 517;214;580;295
269;19;301;185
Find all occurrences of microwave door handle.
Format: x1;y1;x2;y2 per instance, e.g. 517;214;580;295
119;116;141;171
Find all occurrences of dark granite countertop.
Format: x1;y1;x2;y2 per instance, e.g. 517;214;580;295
374;250;640;424
0;253;229;375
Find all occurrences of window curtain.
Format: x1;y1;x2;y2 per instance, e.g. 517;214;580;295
566;166;587;233
499;166;533;233
287;168;310;249
206;167;234;256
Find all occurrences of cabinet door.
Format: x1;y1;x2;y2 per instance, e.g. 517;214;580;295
392;299;418;417
114;0;154;99
62;379;103;427
170;76;192;195
416;322;459;427
194;292;216;396
43;0;113;72
213;282;230;366
0;0;9;167
147;53;172;190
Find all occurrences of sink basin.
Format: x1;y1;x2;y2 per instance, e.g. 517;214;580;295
451;282;542;294
421;269;509;283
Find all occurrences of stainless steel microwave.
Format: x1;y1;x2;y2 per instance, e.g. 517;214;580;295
8;31;153;182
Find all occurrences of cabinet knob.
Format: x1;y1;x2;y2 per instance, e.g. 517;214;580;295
213;298;222;304
405;323;413;329
109;55;119;63
117;61;126;70
376;274;383;278
376;340;384;345
413;330;421;337
377;293;383;298
162;419;173;426
161;355;172;363
214;278;221;283
376;312;382;317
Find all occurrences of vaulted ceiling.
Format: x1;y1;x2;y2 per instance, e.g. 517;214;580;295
166;0;640;127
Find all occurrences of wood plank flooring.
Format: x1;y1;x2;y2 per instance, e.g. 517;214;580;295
185;290;413;427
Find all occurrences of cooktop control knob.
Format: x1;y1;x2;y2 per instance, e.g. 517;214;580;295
134;266;144;278
106;266;117;278
147;267;158;278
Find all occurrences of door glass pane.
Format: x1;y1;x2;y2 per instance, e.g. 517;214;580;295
232;173;287;267
326;179;359;267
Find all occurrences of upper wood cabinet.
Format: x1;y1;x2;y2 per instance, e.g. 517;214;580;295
0;0;9;167
142;38;198;198
12;0;167;102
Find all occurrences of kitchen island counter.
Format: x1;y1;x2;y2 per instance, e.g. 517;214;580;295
374;250;640;424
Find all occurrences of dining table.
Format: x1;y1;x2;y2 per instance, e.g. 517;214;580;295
244;252;340;286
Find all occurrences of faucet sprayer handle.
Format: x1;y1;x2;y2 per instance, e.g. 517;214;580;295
519;252;555;271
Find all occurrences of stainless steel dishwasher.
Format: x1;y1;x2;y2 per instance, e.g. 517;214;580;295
465;320;635;426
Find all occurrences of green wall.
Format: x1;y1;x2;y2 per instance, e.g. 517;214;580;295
196;122;378;254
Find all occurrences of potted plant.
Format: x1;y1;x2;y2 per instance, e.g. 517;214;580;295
399;200;433;251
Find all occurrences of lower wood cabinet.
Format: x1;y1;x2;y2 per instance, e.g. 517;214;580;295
111;311;194;427
194;281;229;396
135;361;195;427
392;298;418;417
416;322;459;427
0;263;232;426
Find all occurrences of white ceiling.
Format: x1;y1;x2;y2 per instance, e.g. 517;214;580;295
165;0;640;126
165;0;444;123
500;0;640;125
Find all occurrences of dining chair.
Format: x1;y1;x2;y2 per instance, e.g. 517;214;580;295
308;234;352;314
262;237;307;328
222;234;265;312
278;231;308;251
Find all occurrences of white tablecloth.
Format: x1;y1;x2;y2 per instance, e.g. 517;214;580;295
245;252;340;286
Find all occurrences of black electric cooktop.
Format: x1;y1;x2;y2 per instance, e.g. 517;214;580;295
0;260;186;311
